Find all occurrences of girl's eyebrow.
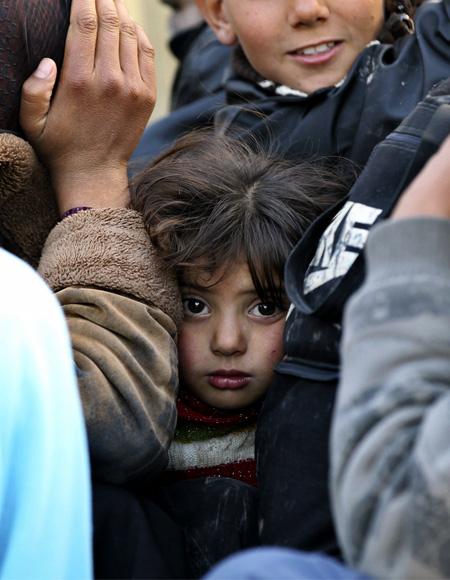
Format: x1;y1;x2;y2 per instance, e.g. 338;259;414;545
180;282;211;292
181;282;259;296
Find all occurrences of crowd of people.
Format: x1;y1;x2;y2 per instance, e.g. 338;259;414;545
0;0;449;578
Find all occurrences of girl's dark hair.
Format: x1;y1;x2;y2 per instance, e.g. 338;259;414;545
131;130;352;306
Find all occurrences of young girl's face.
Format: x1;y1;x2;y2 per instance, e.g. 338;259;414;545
178;262;286;410
213;0;385;94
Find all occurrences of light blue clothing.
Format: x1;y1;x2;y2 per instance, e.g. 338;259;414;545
0;249;92;580
205;547;370;580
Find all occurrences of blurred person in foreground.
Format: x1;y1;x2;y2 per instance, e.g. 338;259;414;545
0;247;92;579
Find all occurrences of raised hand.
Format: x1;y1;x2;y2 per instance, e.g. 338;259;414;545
20;0;156;214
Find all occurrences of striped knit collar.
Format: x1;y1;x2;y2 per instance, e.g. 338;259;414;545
177;389;260;426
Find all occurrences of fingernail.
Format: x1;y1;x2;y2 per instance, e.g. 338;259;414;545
34;58;54;79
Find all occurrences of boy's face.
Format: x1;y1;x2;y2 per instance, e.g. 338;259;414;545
198;0;385;94
178;262;286;410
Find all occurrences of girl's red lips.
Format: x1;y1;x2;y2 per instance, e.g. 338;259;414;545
207;370;251;390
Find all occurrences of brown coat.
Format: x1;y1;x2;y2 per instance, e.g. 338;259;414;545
1;132;182;483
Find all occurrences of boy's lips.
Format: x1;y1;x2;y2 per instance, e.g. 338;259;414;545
207;370;252;390
288;40;343;66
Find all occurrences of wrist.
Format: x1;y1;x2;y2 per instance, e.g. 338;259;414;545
51;167;130;215
60;206;93;221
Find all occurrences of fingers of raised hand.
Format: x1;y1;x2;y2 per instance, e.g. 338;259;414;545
63;0;123;87
64;0;98;79
114;0;155;115
61;0;153;109
95;0;122;73
115;0;140;75
23;0;154;181
136;24;156;106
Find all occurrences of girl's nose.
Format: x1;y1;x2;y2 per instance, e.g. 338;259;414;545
288;0;330;27
211;316;247;357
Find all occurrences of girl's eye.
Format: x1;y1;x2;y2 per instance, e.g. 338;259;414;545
249;302;279;318
182;298;210;316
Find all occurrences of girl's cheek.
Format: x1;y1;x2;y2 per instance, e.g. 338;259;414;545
178;326;197;367
264;321;285;363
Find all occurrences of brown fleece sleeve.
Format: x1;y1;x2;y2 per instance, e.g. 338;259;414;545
38;207;182;323
59;287;178;483
0;132;59;267
38;208;182;483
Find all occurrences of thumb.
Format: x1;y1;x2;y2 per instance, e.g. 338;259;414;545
20;58;57;143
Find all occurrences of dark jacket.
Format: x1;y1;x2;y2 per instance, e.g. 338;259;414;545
169;23;231;111
258;76;450;558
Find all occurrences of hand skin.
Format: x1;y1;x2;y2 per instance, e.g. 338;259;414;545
392;136;450;220
20;0;156;215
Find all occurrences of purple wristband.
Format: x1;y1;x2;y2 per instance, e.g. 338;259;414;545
60;206;92;221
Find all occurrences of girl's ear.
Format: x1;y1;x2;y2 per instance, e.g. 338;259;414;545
195;0;238;45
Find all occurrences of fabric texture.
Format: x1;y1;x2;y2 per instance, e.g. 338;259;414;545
332;217;450;579
38;208;182;483
93;482;188;579
39;207;181;323
256;371;339;555
0;132;58;267
205;547;370;580
0;248;92;579
169;23;231;111
165;391;258;487
154;477;258;578
0;0;70;133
